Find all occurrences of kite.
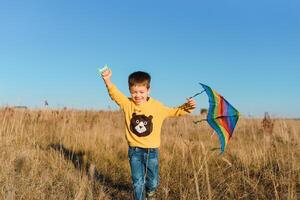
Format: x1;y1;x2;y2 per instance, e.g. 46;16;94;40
191;83;239;153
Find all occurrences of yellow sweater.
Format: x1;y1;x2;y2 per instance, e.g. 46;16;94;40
108;84;194;148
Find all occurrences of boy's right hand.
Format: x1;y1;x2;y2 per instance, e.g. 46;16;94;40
101;68;112;80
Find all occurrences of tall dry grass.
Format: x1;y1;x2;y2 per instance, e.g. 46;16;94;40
0;108;299;199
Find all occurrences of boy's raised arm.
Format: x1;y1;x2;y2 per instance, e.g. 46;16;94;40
100;67;130;109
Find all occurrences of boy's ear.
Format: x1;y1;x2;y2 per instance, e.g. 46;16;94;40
147;88;151;95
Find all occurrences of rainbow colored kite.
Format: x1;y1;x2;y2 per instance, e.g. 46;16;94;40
193;83;239;153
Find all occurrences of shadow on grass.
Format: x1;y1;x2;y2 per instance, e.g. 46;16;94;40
48;143;131;199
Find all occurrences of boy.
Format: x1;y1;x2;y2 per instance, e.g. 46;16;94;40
101;68;196;200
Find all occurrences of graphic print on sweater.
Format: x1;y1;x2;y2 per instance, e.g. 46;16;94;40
130;113;153;137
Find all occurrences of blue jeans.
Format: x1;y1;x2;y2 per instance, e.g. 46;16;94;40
128;146;159;200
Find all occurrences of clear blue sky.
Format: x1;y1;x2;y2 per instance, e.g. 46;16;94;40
0;0;299;117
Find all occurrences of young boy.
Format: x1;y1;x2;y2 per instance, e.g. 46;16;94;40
101;68;196;200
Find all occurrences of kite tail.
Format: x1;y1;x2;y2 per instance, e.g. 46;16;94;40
210;147;224;155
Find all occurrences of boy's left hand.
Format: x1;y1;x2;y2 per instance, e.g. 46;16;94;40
186;98;197;109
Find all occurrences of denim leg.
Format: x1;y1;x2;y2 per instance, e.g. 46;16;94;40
145;149;159;193
129;148;145;200
128;147;159;200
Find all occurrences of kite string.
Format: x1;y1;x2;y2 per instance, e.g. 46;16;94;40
188;90;205;99
189;90;206;124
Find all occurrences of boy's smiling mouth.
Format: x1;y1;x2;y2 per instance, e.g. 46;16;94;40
134;98;144;104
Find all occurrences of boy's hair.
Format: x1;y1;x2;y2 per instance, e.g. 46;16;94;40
128;71;151;89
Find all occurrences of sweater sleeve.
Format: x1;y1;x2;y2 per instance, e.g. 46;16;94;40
107;84;130;109
164;103;195;117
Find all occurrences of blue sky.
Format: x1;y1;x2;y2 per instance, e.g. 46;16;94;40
0;0;299;117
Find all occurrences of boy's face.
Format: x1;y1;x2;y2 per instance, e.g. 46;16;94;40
130;85;150;105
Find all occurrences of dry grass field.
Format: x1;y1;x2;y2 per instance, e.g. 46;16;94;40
0;108;299;200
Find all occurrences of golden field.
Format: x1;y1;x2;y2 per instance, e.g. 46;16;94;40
0;108;299;200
